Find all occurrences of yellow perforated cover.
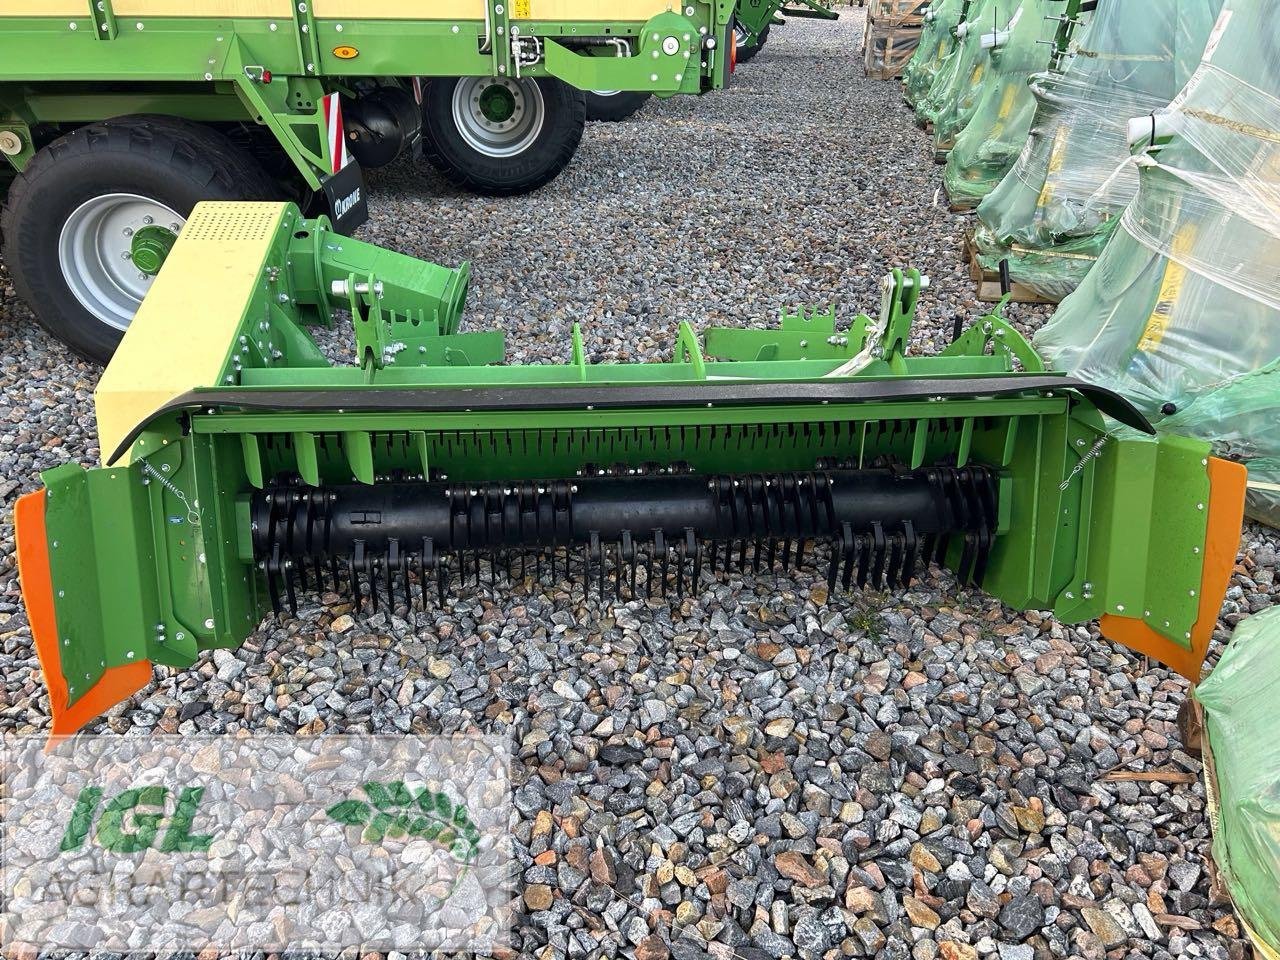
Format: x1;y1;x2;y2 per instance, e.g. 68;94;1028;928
94;201;290;466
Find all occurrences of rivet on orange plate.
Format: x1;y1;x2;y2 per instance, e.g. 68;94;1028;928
333;45;359;60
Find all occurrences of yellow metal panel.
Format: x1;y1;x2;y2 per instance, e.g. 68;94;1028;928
95;202;290;466
112;0;293;15
0;1;87;15
310;0;672;20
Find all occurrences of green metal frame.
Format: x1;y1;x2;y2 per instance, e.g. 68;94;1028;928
734;0;837;48
0;1;734;185
27;203;1228;716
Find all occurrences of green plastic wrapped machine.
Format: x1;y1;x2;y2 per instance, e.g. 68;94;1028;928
1035;2;1280;526
1198;606;1280;958
972;0;1224;301
903;0;967;107
942;0;1089;209
929;0;1023;152
916;0;1008;141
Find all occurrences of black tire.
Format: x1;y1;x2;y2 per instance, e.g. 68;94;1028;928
736;22;771;63
420;76;585;196
584;90;652;122
1;115;278;363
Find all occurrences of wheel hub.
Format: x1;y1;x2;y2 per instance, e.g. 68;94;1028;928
477;83;518;124
129;224;177;276
450;76;546;158
57;193;185;331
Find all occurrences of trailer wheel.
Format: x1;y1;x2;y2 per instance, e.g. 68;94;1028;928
421;76;585;195
735;22;771;63
2;115;278;362
584;91;652;122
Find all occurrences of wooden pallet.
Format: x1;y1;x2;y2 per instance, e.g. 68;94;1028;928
867;0;928;24
864;27;921;79
962;228;1059;304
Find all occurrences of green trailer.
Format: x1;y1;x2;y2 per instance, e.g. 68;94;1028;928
0;0;735;361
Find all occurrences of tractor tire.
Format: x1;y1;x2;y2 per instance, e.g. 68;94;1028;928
736;22;771;63
420;76;585;196
584;91;652;122
1;115;278;363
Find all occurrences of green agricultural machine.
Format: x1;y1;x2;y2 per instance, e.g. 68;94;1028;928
733;0;838;63
16;201;1247;737
903;0;968;108
941;0;1091;210
0;0;735;362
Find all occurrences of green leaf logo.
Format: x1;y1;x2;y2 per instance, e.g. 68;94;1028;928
325;781;481;867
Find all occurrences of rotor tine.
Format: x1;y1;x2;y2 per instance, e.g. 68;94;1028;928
688;529;701;590
768;538;778;574
887;532;903;589
474;550;481;589
796;537;807;571
645;533;656;599
438;554;449;606
369;552;380;613
675;535;687;598
737;539;748;573
856;532;872;587
901;520;919;587
870;521;887;589
267;543;283;616
296;542;309;593
622;530;636;599
841;522;856;592
402;547;411;611
422;537;435;609
330;554;341;597
707;539;719;574
827;529;842;593
284;559;298;615
657;529;669;597
972;527;993;586
387;541;399;612
959;533;978;585
592;533;604;601
919;533;937;572
781;538;792;570
353;540;366;614
752;537;763;574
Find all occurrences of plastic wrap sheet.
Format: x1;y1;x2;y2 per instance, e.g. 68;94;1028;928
915;0;1007;130
1197;606;1280;955
903;0;967;105
1035;4;1280;524
973;0;1224;300
931;0;1026;149
942;0;1065;207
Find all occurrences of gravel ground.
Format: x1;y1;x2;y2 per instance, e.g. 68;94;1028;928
2;8;1279;960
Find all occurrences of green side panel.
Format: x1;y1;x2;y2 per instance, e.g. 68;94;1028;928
1197;607;1280;954
1051;430;1209;647
42;462;160;704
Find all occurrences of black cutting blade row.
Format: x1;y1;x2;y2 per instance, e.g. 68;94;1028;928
250;465;999;616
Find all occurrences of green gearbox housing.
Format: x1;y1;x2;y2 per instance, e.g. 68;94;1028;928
15;202;1247;738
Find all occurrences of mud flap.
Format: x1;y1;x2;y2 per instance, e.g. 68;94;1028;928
1053;433;1246;682
15;483;152;738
